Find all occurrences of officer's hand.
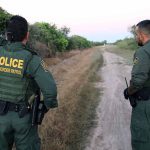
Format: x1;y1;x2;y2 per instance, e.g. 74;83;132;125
124;88;129;99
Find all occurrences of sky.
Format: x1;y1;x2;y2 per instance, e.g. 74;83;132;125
0;0;150;42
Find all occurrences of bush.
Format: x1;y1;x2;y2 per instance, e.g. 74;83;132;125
115;38;139;50
67;35;92;50
0;7;11;33
0;7;105;57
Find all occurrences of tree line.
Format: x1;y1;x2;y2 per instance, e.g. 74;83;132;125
0;7;106;57
114;25;139;50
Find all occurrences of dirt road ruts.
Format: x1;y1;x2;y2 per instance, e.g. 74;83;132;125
85;49;132;150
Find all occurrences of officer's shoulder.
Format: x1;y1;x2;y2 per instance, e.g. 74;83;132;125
136;45;150;57
24;45;38;56
136;43;150;59
142;41;150;56
23;45;41;64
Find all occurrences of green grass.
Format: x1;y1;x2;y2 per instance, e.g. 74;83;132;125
107;45;134;65
115;38;139;51
65;51;103;150
40;48;103;150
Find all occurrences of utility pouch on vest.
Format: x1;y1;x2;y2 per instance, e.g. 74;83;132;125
0;101;8;115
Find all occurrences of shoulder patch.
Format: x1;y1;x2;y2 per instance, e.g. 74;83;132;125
41;60;49;72
133;57;139;65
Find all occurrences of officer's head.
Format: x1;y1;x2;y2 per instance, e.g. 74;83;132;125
135;20;150;46
6;15;29;44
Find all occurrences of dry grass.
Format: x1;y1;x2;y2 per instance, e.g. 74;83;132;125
44;50;81;66
40;47;103;150
105;45;134;64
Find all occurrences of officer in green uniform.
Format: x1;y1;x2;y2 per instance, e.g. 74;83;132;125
0;16;58;150
124;20;150;150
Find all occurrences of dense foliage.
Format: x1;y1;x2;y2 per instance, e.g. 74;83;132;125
0;7;105;57
0;7;11;33
114;26;139;51
114;37;139;50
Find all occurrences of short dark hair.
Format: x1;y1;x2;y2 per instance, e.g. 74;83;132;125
136;20;150;35
6;15;28;42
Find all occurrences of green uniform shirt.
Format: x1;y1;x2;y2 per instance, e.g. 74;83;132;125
0;41;58;109
26;52;58;109
129;40;150;94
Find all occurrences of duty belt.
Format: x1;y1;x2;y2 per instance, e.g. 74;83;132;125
7;102;22;112
133;87;150;101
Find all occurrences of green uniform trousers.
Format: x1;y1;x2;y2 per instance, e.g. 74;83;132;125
131;100;150;150
0;111;41;150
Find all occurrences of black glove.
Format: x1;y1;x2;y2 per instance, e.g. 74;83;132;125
124;88;129;99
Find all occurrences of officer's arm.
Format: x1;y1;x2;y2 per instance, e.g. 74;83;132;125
29;55;58;109
128;49;150;95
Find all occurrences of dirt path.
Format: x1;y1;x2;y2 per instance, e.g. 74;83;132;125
40;47;103;150
85;46;132;150
48;48;99;100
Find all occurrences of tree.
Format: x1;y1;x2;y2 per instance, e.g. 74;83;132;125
60;26;70;37
0;7;11;33
67;35;92;50
0;7;94;57
128;25;136;37
29;22;69;55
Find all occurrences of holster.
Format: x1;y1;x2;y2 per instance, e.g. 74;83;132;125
18;104;30;118
31;101;47;126
129;96;137;108
37;102;48;125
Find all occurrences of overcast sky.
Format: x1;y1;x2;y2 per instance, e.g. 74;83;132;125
0;0;150;42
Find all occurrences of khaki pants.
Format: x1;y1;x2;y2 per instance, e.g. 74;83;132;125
131;100;150;150
0;111;40;150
